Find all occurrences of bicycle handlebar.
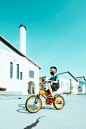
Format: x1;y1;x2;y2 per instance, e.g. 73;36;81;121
39;80;52;86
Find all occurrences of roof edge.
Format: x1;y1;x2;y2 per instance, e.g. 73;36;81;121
76;76;86;81
67;71;78;82
57;71;78;82
0;35;25;57
0;35;41;69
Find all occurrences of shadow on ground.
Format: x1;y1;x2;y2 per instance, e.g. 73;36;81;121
16;104;28;113
24;116;46;129
16;104;55;113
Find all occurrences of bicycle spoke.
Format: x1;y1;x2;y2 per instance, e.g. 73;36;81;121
53;96;64;110
25;96;42;113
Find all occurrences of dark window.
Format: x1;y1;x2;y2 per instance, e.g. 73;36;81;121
29;70;34;78
10;62;13;78
20;72;22;80
17;64;19;79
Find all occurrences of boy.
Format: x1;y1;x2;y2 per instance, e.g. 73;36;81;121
45;66;59;99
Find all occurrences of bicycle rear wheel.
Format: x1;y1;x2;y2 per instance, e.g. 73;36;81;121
25;96;42;113
53;95;65;110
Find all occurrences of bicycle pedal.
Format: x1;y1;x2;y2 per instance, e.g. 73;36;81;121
47;97;52;100
47;101;50;104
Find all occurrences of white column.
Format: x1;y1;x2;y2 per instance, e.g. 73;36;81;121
19;24;26;55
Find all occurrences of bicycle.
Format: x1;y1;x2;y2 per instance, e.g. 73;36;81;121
25;81;65;113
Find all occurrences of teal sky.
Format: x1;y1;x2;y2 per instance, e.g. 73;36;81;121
0;0;86;78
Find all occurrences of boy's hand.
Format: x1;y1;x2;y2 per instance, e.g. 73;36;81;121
52;80;58;83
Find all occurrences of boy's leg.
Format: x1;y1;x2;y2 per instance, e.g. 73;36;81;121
47;83;54;97
45;84;52;98
45;89;50;98
45;84;51;94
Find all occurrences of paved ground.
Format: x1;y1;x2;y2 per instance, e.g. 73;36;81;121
0;94;86;129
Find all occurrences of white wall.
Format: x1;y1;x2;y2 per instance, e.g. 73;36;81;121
34;66;39;94
0;48;23;92
0;51;3;87
22;57;40;94
0;48;40;95
56;78;70;93
85;86;86;94
71;80;79;93
59;78;79;93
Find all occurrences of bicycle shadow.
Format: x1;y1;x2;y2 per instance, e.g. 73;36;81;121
16;104;27;113
16;104;55;113
41;106;55;110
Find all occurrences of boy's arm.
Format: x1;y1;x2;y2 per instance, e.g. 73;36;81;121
47;77;52;83
49;75;59;83
48;80;59;83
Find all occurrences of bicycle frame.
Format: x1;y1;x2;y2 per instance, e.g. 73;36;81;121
38;82;60;104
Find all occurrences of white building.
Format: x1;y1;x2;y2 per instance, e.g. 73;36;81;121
76;76;86;94
39;71;79;94
0;24;41;95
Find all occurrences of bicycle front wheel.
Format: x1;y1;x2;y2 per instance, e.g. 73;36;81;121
53;95;65;110
25;96;42;113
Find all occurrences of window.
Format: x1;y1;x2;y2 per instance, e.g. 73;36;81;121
29;70;34;78
61;81;64;88
17;64;19;79
20;72;22;80
10;62;13;78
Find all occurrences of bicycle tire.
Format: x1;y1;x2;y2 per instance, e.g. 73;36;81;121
25;95;42;113
53;95;65;110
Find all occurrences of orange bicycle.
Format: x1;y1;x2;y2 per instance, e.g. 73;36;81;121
25;81;65;113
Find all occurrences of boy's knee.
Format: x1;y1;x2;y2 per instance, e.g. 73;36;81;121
47;84;51;88
47;85;49;88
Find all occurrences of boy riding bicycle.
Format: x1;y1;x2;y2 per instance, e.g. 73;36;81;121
45;66;60;99
26;67;64;113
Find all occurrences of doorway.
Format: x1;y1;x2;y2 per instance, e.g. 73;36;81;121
28;81;35;94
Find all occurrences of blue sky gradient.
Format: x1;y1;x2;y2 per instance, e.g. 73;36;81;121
0;0;86;78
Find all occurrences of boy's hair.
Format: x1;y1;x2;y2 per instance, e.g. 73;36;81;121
50;66;57;72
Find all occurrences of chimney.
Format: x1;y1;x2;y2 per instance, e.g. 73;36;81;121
19;24;27;55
